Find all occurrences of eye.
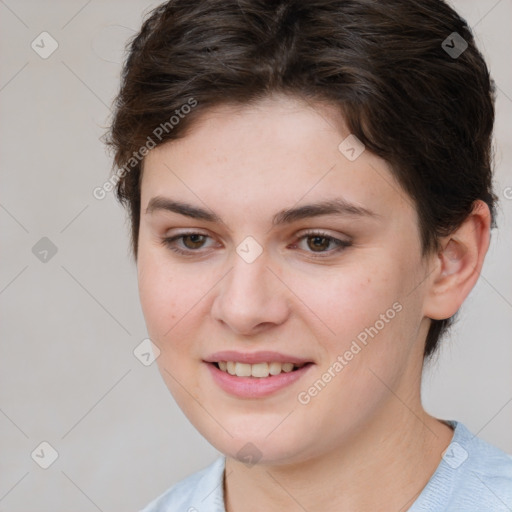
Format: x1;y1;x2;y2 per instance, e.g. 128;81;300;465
294;230;351;257
161;232;214;255
160;230;351;257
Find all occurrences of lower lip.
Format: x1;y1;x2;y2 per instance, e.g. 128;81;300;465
205;362;314;398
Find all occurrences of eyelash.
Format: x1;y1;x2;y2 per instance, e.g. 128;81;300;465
160;230;352;258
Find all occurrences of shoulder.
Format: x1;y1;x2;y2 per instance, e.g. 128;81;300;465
454;422;512;502
139;456;226;512
411;421;512;511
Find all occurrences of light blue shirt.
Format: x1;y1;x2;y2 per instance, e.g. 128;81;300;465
140;421;512;511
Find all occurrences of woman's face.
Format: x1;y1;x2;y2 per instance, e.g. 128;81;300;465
137;94;434;465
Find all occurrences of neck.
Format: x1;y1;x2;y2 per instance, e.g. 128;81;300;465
224;397;454;512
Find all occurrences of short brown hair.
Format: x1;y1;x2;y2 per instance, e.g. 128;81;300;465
105;0;497;358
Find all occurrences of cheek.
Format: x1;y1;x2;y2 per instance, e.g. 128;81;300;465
287;254;422;391
138;258;173;334
137;250;189;344
137;252;205;410
136;248;217;379
285;263;399;344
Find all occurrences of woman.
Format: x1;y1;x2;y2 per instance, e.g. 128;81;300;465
106;0;512;510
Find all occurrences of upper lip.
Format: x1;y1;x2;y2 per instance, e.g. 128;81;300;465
204;350;313;365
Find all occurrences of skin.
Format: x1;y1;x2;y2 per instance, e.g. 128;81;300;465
137;94;491;511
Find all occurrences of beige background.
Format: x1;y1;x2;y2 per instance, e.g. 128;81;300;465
0;0;511;510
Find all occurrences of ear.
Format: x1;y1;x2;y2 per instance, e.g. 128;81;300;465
423;200;492;320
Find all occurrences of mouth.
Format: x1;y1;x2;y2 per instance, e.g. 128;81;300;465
203;352;315;398
210;360;311;378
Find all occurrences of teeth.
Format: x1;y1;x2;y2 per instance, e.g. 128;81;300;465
235;362;252;377
251;362;269;377
281;362;294;373
216;361;302;378
269;362;282;375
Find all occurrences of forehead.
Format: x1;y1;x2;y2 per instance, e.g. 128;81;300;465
140;95;415;226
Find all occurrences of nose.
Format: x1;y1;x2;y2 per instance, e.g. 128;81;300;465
210;251;290;336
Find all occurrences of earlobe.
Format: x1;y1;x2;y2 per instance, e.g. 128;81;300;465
423;200;491;320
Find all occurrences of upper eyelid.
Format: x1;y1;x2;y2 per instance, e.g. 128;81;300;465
164;228;348;242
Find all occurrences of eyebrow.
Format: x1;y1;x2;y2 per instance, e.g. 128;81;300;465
145;196;379;226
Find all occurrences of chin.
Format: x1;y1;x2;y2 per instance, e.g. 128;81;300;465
194;414;314;466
